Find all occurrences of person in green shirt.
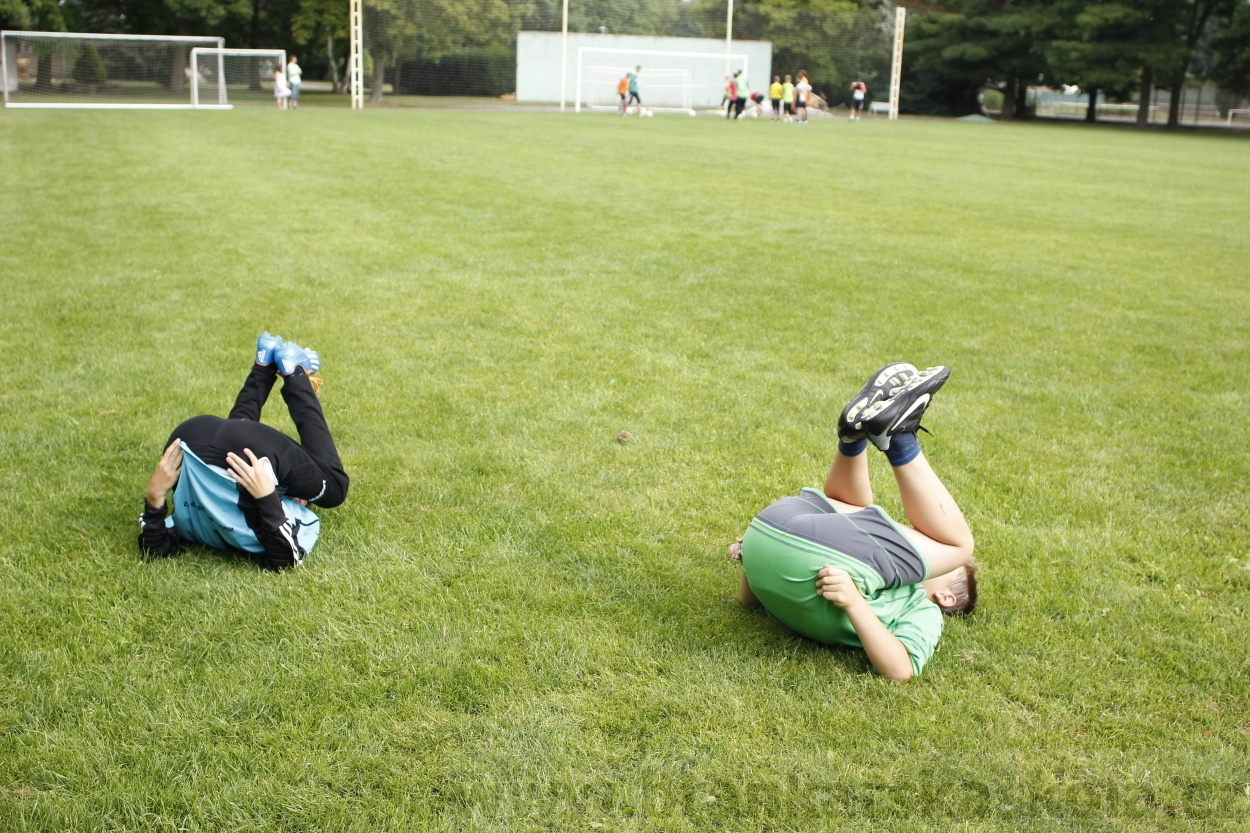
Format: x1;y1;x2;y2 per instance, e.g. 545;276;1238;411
626;65;642;116
781;74;795;123
729;362;978;680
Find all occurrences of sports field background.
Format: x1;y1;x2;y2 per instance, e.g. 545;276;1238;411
1;110;1248;830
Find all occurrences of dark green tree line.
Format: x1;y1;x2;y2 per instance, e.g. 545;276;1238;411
902;0;1245;126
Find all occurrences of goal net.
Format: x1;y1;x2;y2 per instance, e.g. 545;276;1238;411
2;32;225;108
577;49;744;114
190;49;288;109
585;65;693;112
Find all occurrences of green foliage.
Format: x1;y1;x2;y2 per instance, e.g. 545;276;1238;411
0;0;30;28
292;0;349;47
1044;0;1166;98
71;42;107;84
903;0;1247;120
1212;0;1250;96
397;46;514;95
1;110;1249;830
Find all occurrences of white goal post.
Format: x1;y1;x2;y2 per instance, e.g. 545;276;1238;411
189;47;287;109
2;31;224;108
574;47;749;114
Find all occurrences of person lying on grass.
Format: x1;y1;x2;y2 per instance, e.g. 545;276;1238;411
140;333;349;571
729;363;977;680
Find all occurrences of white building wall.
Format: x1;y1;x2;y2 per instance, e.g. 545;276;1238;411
517;31;772;110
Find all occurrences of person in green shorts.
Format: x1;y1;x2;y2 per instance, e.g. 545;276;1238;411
626;66;642;116
729;362;978;681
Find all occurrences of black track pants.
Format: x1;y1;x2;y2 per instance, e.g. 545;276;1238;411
168;364;349;507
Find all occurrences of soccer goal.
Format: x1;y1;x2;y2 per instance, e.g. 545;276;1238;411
190;48;287;109
2;31;224;108
586;66;693;113
574;47;749;114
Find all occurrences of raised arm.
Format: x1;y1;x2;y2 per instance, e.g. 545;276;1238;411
226;448;308;571
816;566;913;681
139;440;185;559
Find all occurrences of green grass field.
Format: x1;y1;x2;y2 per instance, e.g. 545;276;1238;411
1;109;1248;831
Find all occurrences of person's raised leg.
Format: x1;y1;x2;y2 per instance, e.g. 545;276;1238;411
890;448;973;576
825;363;918;508
824;443;872;508
860;366;973;576
274;342;349;507
228;333;283;421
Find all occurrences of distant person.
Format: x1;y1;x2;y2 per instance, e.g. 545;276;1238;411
849;78;867;120
729;363;978;680
724;75;738;120
273;66;290;110
794;71;812;123
782;74;795;123
769;75;783;120
733;69;749;119
287;55;302;109
748;90;765;118
140;334;349;572
617;72;629;115
626;66;642;116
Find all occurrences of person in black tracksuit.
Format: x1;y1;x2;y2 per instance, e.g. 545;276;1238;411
140;339;349;571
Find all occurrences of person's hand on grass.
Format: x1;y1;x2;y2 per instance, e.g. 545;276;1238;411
728;538;743;562
146;440;182;507
225;448;275;499
816;566;863;610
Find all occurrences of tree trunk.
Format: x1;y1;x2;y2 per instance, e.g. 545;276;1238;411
1135;66;1152;129
1001;78;1018;120
326;30;342;94
34;45;54;92
1166;62;1186;128
369;50;385;103
1085;88;1098;122
169;44;186;93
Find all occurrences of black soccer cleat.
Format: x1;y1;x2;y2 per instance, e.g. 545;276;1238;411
861;365;950;451
837;362;918;442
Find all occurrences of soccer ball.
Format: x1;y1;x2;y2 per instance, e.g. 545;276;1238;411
688;109;696;117
644;109;654;118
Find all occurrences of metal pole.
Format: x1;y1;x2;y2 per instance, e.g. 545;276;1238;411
560;0;569;112
574;47;582;113
349;0;363;109
726;0;733;76
3;33;10;107
888;6;905;121
190;48;199;107
217;49;226;106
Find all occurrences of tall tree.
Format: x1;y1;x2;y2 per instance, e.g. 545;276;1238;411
1158;0;1236;125
293;0;348;92
1045;0;1162;122
904;0;1052;119
1211;0;1250;99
